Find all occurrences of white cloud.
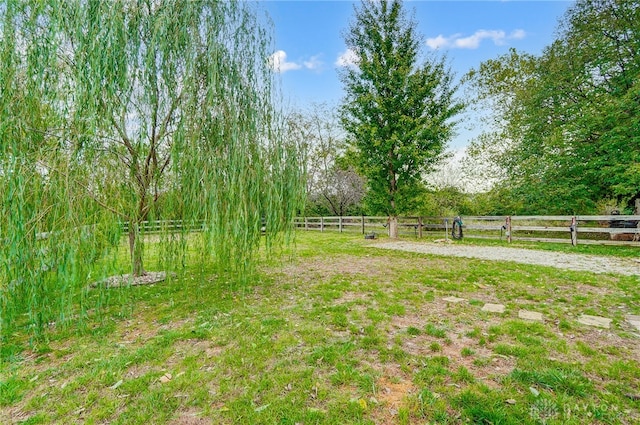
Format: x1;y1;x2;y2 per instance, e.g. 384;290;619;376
268;50;324;73
510;29;526;40
426;29;526;50
335;48;359;67
268;50;302;73
303;55;323;71
426;34;456;50
457;30;506;49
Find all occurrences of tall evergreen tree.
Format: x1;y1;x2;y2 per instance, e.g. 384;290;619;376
340;0;462;237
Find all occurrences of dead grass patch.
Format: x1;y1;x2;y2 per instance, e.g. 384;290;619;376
377;375;415;408
156;317;194;333
168;408;209;425
278;254;452;283
377;376;415;404
0;406;33;425
334;291;369;305
557;283;618;298
164;339;225;368
124;363;156;379
279;256;389;281
442;335;514;384
117;316;194;346
389;313;425;332
363;363;416;424
119;320;157;344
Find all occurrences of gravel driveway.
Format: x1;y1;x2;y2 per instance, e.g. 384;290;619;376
373;240;640;276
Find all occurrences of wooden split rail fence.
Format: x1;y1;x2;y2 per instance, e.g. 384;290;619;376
34;216;640;247
121;220;205;234
294;215;640;246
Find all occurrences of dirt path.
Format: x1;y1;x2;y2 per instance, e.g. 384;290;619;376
372;240;640;276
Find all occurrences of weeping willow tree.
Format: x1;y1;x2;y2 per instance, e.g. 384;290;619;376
0;0;304;341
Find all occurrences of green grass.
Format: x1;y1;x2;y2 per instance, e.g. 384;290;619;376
1;232;639;424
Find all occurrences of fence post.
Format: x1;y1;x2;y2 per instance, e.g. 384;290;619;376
320;217;324;232
339;216;343;233
362;215;365;234
570;216;577;246
506;216;512;243
305;217;308;231
444;218;449;241
418;216;423;238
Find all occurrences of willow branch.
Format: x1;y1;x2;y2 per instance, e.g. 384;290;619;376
101;98;135;160
155;91;183;145
86;190;128;220
159;153;172;177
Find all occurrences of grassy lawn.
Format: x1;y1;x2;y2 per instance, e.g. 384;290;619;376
1;232;639;424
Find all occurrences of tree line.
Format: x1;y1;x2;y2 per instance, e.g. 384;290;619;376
465;0;639;215
302;0;638;228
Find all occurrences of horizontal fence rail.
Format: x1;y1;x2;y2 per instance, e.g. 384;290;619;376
294;215;640;246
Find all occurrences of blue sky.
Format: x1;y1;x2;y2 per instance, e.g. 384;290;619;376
260;0;574;149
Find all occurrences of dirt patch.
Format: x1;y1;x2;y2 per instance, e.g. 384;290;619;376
557;283;617;298
0;407;33;425
157;317;194;333
568;327;640;363
443;334;514;382
389;313;426;331
118;316;194;345
334;291;369;306
119;320;157;344
279;256;390;281
365;364;416;425
164;339;224;368
377;376;415;408
388;310;515;388
124;363;156;379
168;408;209;425
278;254;451;283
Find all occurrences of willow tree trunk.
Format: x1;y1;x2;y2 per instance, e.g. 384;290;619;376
128;222;144;277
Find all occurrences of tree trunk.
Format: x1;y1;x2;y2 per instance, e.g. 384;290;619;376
388;156;398;238
128;222;145;277
388;215;399;238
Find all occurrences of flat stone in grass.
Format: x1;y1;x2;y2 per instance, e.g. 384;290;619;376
625;315;640;332
443;296;466;303
91;271;169;289
482;303;505;313
518;310;544;322
577;314;612;329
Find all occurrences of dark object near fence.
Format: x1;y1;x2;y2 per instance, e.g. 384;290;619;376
364;232;377;240
607;210;638;241
451;216;463;240
609;219;638;229
609;210;638;229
